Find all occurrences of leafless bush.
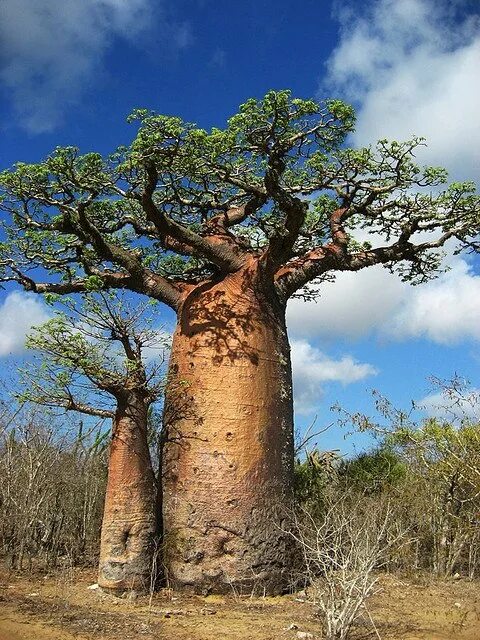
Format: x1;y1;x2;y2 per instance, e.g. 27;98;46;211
289;490;406;640
0;405;107;570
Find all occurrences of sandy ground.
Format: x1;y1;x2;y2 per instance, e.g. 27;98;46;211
0;567;479;639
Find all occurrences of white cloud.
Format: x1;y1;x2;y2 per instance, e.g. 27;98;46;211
0;292;51;356
388;257;480;343
287;265;406;340
325;0;480;180
0;0;190;133
287;254;480;346
291;338;378;415
304;1;480;347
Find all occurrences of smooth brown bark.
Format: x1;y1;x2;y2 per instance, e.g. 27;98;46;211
98;392;157;593
162;259;294;594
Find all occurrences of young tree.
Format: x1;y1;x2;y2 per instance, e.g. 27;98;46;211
0;90;478;592
20;294;167;592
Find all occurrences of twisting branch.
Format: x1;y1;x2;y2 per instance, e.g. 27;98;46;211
19;292;168;418
262;153;308;272
0;91;478;308
139;163;246;272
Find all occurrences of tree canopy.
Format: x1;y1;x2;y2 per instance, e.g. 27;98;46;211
0;90;478;309
19;293;168;418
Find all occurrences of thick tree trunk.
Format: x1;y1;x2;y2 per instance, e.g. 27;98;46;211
162;260;294;594
98;392;157;593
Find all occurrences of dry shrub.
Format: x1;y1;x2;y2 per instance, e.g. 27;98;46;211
0;405;107;570
289;489;406;640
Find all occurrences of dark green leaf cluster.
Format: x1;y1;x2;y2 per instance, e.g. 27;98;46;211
339;447;407;495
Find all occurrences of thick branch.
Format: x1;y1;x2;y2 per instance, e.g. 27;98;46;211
329;207;349;253
76;201;145;275
140;164;246;272
207;194;267;230
2;265;183;310
53;397;114;419
275;229;457;302
2;196;185;309
19;378;115;419
262;154;308;272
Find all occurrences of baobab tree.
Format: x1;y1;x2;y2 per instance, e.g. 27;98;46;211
0;91;478;593
20;294;167;592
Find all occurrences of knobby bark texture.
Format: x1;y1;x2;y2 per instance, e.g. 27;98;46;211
162;259;295;594
98;393;157;592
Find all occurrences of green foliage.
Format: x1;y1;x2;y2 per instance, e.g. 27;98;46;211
336;386;480;576
84;275;105;291
294;449;341;516
0;90;478;303
339;447;407;494
294;457;329;510
43;293;61;306
385;418;480;491
20;293;168;417
295;445;407;513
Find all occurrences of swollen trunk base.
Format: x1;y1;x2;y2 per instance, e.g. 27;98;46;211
98;394;157;593
162;264;294;594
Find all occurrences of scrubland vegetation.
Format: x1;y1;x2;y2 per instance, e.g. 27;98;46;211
0;406;107;571
1;380;479;639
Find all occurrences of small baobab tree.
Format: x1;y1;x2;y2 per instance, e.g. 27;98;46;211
20;293;168;593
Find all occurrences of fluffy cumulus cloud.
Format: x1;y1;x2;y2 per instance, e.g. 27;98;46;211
287;254;480;346
303;0;480;348
0;0;190;133
287;265;406;340
388;257;480;344
291;339;378;415
0;292;51;356
325;0;480;180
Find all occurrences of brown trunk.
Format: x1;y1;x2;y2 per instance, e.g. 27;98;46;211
162;259;294;594
98;392;157;593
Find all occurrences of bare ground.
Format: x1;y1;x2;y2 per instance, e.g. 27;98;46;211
0;567;479;640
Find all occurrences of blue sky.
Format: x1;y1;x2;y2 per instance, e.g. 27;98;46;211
0;0;479;454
